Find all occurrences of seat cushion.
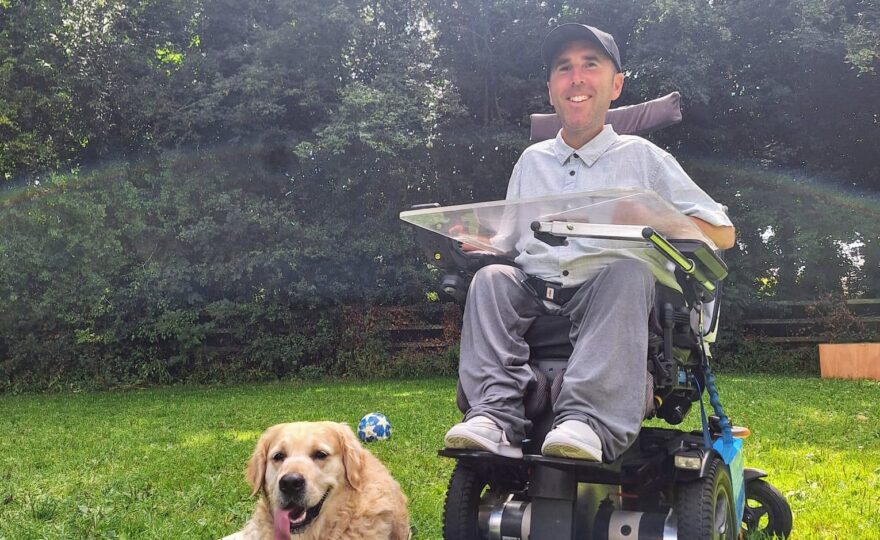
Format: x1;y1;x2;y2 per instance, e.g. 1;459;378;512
525;284;686;361
524;315;572;359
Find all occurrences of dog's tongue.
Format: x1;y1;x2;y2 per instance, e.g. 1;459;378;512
273;509;293;540
273;508;308;540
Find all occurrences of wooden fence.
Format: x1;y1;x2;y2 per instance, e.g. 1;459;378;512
375;298;880;349
740;299;880;344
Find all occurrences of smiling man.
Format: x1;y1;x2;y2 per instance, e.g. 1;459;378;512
444;24;736;463
546;29;624;150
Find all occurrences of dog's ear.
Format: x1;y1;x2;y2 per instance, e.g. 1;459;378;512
246;426;277;496
336;422;365;492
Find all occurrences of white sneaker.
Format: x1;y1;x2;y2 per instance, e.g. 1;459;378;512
541;420;603;461
444;416;523;459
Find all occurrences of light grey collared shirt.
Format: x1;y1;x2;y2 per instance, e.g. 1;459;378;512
506;125;732;289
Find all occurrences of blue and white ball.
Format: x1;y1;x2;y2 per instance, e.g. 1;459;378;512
357;412;392;442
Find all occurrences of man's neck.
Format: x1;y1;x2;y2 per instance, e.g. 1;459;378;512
560;124;604;150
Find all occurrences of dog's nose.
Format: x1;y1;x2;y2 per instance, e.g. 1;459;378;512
278;473;306;495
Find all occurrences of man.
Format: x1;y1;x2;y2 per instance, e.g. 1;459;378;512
444;24;735;462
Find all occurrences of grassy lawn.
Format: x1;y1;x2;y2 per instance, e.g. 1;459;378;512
1;374;878;539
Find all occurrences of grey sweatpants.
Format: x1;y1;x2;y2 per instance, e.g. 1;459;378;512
458;259;655;461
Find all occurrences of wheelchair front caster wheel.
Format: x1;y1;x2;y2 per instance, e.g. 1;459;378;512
443;461;524;540
741;478;793;538
443;462;492;540
674;457;738;539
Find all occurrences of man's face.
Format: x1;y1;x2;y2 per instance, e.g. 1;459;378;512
547;40;624;146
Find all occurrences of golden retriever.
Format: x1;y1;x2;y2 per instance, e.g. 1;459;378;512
222;421;409;540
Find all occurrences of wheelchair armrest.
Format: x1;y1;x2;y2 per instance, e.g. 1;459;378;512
435;249;516;302
667;241;726;335
432;245;515;302
457;250;515;272
668;239;728;282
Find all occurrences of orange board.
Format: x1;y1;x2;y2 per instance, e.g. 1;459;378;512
819;343;880;381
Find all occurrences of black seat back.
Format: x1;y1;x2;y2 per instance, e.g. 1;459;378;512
524;283;687;361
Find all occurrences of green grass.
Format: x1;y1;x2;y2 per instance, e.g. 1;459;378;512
1;374;878;539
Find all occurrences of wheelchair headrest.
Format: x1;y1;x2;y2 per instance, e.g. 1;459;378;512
530;91;682;141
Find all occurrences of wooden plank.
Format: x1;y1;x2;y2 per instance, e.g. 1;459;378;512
740;315;880;326
742;318;819;325
819;343;880;380
742;316;880;325
761;336;824;343
761;299;880;306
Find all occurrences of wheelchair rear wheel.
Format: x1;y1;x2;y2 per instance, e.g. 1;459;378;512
674;457;737;539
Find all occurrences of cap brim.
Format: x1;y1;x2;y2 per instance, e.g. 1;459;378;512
541;24;619;71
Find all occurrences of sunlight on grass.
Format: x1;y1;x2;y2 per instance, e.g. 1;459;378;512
180;432;218;448
228;430;262;442
0;375;878;539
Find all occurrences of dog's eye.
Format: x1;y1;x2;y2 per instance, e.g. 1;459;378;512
271;452;286;462
312;450;329;460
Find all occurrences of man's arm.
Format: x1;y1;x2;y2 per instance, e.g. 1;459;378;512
448;225;490;252
649;153;736;250
689;217;736;250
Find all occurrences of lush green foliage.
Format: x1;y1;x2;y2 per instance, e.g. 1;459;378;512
0;151;448;391
686;158;880;304
1;376;879;538
1;0;878;387
3;0;876;182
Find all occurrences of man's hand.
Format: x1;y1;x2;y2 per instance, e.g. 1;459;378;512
448;224;490;252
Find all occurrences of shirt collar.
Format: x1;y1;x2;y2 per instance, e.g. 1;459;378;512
552;124;619;167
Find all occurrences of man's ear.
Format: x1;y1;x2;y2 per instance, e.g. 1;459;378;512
336;423;365;492
611;71;624;101
547;81;554;107
246;426;278;496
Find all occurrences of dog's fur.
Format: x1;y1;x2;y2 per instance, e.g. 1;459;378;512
222;421;409;540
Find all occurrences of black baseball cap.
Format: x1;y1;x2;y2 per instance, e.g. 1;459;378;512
541;23;622;72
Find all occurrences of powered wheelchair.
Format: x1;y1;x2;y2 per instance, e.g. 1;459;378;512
399;94;792;540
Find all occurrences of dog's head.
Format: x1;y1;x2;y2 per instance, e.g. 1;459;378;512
246;422;365;536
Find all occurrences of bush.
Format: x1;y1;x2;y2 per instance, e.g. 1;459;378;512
0;149;439;391
713;334;819;375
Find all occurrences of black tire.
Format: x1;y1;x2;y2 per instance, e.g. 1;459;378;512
742;479;793;539
443;461;510;540
675;457;738;540
442;462;488;540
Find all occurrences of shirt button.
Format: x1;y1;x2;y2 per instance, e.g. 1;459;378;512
569;170;575;176
562;270;569;276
